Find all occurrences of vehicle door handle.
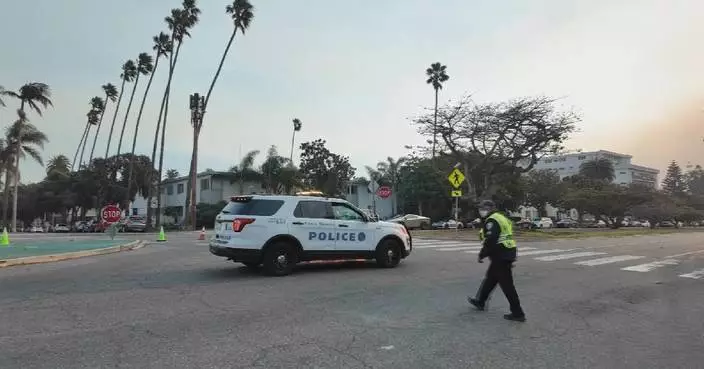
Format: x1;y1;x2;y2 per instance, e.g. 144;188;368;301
338;224;349;228
292;222;303;225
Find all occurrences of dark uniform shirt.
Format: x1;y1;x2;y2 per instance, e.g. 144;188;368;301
478;213;517;262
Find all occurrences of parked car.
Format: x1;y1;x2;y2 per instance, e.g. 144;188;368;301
29;225;44;233
555;219;578;228
533;217;554;229
515;219;537;230
432;219;464;229
123;216;147;232
659;220;676;228
388;214;431;230
54;223;70;233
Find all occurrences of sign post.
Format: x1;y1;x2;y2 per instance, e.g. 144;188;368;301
447;168;466;232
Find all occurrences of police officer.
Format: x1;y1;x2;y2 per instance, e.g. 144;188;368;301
468;199;526;322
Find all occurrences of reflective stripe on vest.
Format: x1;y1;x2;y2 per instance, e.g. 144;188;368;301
488;212;516;249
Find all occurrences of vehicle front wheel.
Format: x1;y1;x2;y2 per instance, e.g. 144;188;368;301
376;239;402;268
262;242;298;276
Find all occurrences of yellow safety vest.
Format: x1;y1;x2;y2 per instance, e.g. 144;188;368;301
478;212;516;249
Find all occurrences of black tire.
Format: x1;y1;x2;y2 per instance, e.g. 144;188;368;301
262;242;298;276
241;262;260;269
376;239;402;268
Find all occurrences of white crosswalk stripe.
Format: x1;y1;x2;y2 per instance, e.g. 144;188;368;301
574;255;644;266
679;269;704;279
436;246;483;251
621;259;679;272
464;247;543;255
414;243;481;249
534;251;607;261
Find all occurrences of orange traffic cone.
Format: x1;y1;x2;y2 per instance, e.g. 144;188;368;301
198;226;206;240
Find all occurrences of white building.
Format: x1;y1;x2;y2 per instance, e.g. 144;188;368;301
519;150;660;219
345;180;398;220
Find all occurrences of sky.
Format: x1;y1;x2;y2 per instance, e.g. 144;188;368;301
2;0;704;183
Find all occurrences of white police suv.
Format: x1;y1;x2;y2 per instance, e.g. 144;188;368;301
209;194;412;276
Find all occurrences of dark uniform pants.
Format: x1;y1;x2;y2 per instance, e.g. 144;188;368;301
476;259;524;316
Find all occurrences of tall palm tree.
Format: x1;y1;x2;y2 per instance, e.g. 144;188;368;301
1;83;52;231
104;60;137;158
0;140;14;228
377;156;406;215
116;53;154;155
290;118;302;162
425;62;449;158
47;154;71;178
148;0;200;229
73;97;104;171
579;158;615;182
0;85;7;107
89;83;118;163
5;118;48;231
125;33;171;210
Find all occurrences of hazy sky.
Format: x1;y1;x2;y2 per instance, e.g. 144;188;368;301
2;0;703;182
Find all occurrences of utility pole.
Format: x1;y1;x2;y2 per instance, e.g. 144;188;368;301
188;92;205;231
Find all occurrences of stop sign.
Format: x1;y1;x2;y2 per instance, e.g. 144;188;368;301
101;205;121;223
376;186;392;199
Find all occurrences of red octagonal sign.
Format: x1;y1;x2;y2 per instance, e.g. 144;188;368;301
376;186;392;199
101;205;122;224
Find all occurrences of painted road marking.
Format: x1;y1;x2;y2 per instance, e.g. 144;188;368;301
621;259;679;272
534;251;607;262
436;246;483;251
665;250;704;258
414;243;481;249
464;248;555;255
575;255;645;266
679;269;704;279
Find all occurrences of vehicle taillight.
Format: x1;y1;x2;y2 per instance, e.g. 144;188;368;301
232;218;255;232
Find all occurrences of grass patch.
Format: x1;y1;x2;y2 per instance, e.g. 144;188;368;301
410;227;703;242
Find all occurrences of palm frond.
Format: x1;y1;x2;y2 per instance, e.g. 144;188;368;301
21;145;43;166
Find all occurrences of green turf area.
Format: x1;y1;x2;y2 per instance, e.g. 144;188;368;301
0;239;129;260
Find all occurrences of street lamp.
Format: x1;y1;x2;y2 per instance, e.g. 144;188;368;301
188;92;206;230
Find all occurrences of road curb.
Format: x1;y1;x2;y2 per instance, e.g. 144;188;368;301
0;240;146;268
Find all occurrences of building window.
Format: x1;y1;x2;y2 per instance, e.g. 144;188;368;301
167;185;174;195
132;208;138;216
200;178;210;190
559;167;565;170
619;171;626;175
177;183;184;194
577;155;586;160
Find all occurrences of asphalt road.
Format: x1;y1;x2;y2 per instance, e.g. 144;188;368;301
1;232;703;368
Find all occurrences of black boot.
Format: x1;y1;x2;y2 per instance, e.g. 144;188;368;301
503;313;526;322
467;297;485;311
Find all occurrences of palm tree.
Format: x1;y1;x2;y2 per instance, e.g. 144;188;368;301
72;97;104;171
89;83;118;163
0;140;14;228
116;53;154;155
148;0;201;229
425;62;449;158
5;118;48;231
125;33;171;210
229;150;260;194
47;155;71;178
579;158;615;182
290;118;302;162
104;60;137;158
165;169;180;179
0;85;7;107
377;156;406;215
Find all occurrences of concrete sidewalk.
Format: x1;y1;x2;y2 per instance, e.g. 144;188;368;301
0;239;131;260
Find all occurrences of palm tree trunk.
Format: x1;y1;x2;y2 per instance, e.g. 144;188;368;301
72;123;90;171
432;87;438;158
145;83;170;229
125;56;160;209
116;73;142;155
153;39;182;229
203;27;238;109
2;170;11;229
78;125;92;170
289;129;296;163
11;138;21;232
188;127;200;230
89;93;110;164
104;79;127;158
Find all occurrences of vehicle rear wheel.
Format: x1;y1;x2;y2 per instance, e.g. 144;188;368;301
262;242;297;276
376;239;402;268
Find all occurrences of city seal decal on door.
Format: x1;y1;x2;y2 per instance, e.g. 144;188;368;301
309;232;366;242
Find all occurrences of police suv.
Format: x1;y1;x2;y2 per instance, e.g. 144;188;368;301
209;194;412;276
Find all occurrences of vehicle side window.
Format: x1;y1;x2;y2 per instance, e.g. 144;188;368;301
293;200;333;219
332;203;365;222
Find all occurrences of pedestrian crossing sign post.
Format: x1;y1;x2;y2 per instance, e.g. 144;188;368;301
448;168;465;189
451;190;462;197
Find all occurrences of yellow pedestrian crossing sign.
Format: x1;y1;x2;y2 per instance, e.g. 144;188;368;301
448;168;465;188
451;190;462;197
